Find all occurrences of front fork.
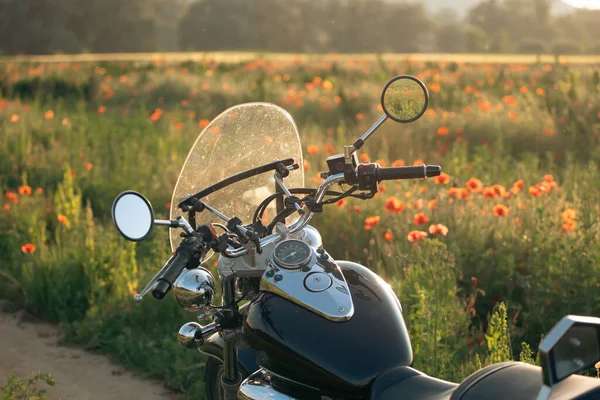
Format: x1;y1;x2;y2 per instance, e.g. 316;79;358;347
221;275;243;400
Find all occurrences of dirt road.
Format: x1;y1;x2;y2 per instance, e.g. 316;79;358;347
0;309;179;400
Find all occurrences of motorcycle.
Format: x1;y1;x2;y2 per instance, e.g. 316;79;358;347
111;75;600;400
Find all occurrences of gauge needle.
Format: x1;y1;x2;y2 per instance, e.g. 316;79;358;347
282;251;297;260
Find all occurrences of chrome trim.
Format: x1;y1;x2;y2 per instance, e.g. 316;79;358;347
274;173;304;214
357;113;388;145
238;369;297;400
221;173;345;258
261;245;354;321
288;172;345;234
173;268;215;312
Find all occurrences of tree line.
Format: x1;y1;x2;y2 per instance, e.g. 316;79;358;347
0;0;599;55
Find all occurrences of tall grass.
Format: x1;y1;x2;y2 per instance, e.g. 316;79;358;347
1;57;599;397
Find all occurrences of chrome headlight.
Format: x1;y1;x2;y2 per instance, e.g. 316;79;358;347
173;268;215;312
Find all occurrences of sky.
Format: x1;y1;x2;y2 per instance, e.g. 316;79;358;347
562;0;600;8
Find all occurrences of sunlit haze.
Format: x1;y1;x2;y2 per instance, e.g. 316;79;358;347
562;0;600;8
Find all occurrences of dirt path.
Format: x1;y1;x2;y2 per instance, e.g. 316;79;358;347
0;309;180;400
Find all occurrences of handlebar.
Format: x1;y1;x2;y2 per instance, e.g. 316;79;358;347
152;227;215;299
377;164;441;181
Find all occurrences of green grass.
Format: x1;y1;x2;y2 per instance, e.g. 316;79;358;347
1;55;599;397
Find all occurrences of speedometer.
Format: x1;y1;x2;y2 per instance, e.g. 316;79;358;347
273;239;312;269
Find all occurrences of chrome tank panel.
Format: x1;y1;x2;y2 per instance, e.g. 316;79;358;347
242;260;413;397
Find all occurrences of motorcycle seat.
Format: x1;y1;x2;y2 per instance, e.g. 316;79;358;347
371;361;600;400
370;365;457;400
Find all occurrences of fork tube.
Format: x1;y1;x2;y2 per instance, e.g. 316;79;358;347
221;275;242;399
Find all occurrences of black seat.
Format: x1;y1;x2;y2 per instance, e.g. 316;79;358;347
370;366;457;400
451;361;600;400
372;361;600;400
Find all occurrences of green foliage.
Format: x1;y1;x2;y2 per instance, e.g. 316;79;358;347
518;342;538;365
484;303;512;364
0;372;55;400
1;58;600;398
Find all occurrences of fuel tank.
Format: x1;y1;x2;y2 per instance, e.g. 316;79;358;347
242;261;413;397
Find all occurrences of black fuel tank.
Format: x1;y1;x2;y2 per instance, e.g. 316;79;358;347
242;261;413;397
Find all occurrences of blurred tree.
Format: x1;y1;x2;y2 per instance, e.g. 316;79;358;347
1;0;600;55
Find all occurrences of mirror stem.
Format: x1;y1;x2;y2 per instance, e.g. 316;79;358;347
353;114;388;150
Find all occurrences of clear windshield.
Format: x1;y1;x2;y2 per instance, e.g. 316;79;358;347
169;102;305;251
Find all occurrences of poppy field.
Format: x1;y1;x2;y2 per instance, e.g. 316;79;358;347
1;55;600;396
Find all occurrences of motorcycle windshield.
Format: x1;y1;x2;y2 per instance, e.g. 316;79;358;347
169;102;305;251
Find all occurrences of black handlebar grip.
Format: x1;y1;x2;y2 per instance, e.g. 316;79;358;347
376;165;441;182
151;235;206;300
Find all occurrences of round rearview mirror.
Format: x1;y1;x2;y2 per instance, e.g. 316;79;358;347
112;191;154;241
381;75;429;123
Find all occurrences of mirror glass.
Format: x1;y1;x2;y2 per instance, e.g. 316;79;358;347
381;76;428;123
553;325;600;381
112;191;154;241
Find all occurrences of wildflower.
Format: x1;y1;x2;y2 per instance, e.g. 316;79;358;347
543;174;554;183
85;162;93;171
561;208;576;222
413;212;429;225
307;145;319;155
336;199;347;208
536;88;545;96
5;191;18;203
543;128;554;136
482;187;497;199
428;199;437;209
492;204;509;216
466;178;483;192
175;122;184;130
471;277;478;288
356;112;365;121
492;185;506;197
508;111;518;121
21;243;36;253
70;170;76;179
520;86;528;93
324;144;335;155
97;105;106;114
412;160;424;166
3;204;9;211
514;217;522;226
384;197;404;213
391;159;405;167
18;186;32;196
199;119;210;128
57;214;69;224
359;153;370;163
429;224;449;236
560;220;575;232
44;110;55;119
384;230;394;242
36;187;44;194
448;188;461;198
529;186;541;197
10;114;19;123
364;216;381;230
353;205;362;213
150;108;163;121
407;230;428;243
510;179;524;194
303;160;310;172
434;172;450;184
437;126;449;135
460;189;470;200
378;184;387;192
